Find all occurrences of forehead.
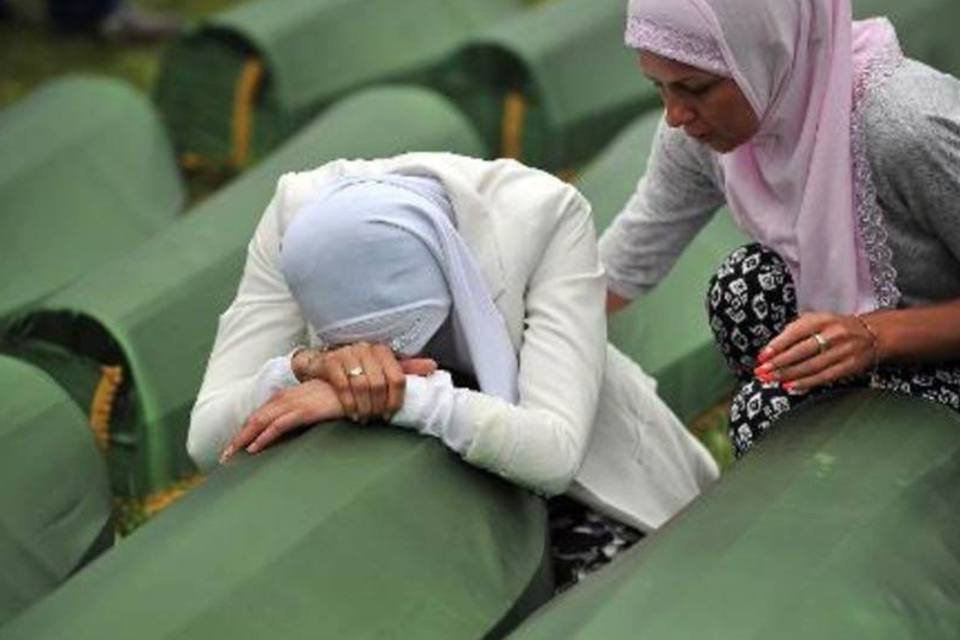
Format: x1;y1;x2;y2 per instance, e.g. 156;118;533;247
637;50;719;83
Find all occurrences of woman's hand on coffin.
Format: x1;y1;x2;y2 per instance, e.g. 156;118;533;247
754;312;877;392
220;380;344;461
313;342;409;422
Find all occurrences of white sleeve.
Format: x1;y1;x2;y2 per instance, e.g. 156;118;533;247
599;118;727;300
396;177;607;497
252;353;302;408
390;372;473;453
187;176;309;471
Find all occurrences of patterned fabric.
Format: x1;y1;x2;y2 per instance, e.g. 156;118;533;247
548;496;643;593
624;16;729;77
707;244;797;377
707;243;960;456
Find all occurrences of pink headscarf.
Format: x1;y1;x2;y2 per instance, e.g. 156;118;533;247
626;0;903;313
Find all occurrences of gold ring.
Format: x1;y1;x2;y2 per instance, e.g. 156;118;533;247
346;366;365;378
811;332;829;354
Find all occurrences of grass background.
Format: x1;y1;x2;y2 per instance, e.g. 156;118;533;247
1;0;241;109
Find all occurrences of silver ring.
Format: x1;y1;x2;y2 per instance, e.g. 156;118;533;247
811;332;829;354
346;366;365;378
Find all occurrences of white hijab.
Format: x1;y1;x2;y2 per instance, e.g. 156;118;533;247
279;174;519;403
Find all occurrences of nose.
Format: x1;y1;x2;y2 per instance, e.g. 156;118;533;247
663;95;696;128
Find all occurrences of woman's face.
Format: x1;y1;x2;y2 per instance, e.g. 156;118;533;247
638;50;759;153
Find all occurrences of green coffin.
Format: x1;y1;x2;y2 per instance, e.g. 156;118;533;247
4;86;486;500
154;0;521;168
0;356;112;627
855;0;960;76
575;111;747;425
509;390;960;639
0;425;551;639
0;76;182;321
434;0;660;172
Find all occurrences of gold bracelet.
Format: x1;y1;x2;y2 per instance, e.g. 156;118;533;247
854;314;880;373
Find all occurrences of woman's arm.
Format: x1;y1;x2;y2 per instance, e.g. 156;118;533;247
755;303;960;392
187;176;310;470
599;118;726;312
395;176;608;496
757;90;960;390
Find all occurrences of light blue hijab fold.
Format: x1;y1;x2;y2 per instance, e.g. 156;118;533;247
279;174;519;403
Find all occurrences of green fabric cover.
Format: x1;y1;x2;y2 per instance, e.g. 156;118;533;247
155;0;520;164
0;76;182;321
434;0;661;171
7;87;486;499
575;111;747;424
510;390;960;639
0;425;551;639
0;356;112;627
854;0;960;76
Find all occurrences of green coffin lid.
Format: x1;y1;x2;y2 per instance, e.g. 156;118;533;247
0;425;551;639
7;86;486;499
510;390;960;639
154;0;521;166
435;0;661;172
0;355;112;627
0;76;182;322
575;111;747;424
854;0;960;76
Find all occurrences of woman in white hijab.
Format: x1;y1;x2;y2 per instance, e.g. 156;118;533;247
188;154;718;590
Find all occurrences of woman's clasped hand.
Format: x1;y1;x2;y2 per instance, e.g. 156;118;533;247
754;313;881;392
220;343;437;462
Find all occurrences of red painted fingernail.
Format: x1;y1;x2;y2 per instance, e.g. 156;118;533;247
783;381;797;392
756;362;774;374
758;347;775;363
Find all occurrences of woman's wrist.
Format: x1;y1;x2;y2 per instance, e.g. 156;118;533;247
853;314;882;370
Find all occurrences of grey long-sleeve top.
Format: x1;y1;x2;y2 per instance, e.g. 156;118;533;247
599;59;960;310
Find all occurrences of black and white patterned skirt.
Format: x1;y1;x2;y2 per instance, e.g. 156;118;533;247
547;496;642;593
707;243;960;456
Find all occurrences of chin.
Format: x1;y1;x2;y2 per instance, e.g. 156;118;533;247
710;137;747;154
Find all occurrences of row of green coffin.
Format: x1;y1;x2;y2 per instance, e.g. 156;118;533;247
155;0;960;172
0;76;183;321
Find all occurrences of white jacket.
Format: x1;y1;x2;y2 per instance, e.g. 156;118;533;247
188;153;718;532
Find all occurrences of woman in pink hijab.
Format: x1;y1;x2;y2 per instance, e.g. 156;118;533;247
601;0;960;455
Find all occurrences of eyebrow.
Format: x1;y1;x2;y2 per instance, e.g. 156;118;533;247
642;73;715;87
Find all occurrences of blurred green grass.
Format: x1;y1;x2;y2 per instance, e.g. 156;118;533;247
0;1;247;109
